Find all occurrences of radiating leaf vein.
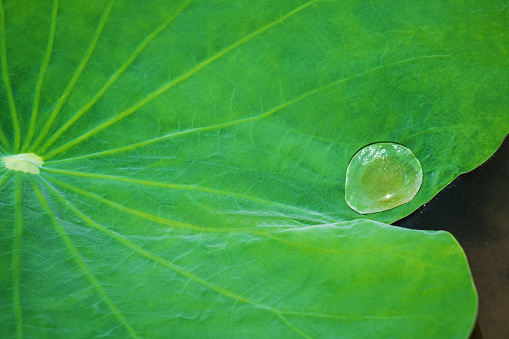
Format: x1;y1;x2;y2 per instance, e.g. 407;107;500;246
38;177;311;338
43;167;337;223
0;0;21;152
0;127;11;152
13;175;23;339
38;0;192;154
22;0;59;152
30;0;115;152
31;179;139;339
0;170;12;192
45;175;223;233
43;0;319;159
45;54;450;163
43;172;393;257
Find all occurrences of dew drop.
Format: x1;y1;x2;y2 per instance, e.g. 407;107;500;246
1;153;44;175
345;143;422;214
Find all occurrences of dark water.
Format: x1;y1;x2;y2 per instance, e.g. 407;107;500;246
396;137;509;339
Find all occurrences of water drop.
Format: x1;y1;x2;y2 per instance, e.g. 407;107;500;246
345;143;422;214
1;153;44;174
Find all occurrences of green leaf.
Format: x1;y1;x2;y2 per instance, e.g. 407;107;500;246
1;0;507;337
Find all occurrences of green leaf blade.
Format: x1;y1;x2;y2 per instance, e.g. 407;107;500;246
1;0;507;337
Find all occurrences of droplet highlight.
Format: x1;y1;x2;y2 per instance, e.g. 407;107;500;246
345;143;422;214
1;153;44;175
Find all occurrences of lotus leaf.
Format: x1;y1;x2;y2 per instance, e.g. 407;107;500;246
1;0;508;337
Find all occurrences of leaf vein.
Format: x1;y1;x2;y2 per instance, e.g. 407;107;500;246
39;177;312;338
43;174;384;257
39;0;192;154
45;175;221;232
46;54;450;163
22;0;59;152
0;127;11;152
0;169;12;190
13;174;23;339
30;0;115;152
43;167;336;224
0;0;21;152
32;180;138;339
43;0;319;159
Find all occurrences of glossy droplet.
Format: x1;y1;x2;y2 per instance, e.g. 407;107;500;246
345;143;422;214
1;153;44;175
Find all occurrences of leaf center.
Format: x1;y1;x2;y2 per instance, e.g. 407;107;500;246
1;153;44;174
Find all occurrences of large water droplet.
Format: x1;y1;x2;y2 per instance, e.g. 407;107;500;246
345;143;422;214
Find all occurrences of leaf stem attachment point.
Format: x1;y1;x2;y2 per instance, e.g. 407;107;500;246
1;153;44;174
